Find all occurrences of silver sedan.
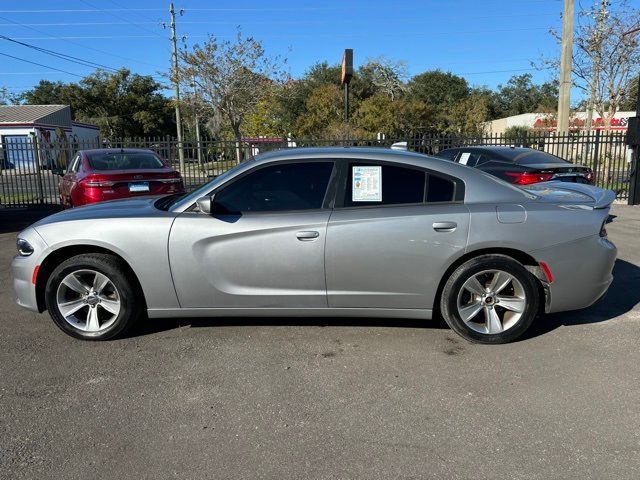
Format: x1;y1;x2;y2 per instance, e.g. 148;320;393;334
12;147;617;344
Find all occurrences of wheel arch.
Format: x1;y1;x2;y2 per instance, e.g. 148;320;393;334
35;244;146;313
433;247;545;317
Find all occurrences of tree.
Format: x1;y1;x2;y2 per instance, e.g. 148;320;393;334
79;69;174;138
0;87;8;104
545;0;640;129
447;93;491;135
178;31;288;158
20;80;83;113
407;70;469;107
20;70;174;138
492;74;558;118
353;94;401;135
356;57;408;100
620;76;639;111
295;84;343;137
243;87;290;137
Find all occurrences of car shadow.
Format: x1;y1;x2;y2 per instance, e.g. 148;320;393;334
128;258;640;341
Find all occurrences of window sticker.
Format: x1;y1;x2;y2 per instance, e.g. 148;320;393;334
352;166;382;201
459;152;471;165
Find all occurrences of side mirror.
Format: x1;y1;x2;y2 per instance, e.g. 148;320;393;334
52;167;65;176
195;196;212;214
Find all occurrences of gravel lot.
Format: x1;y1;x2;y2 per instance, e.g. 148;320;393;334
1;205;639;480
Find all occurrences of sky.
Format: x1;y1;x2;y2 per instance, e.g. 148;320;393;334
0;0;638;98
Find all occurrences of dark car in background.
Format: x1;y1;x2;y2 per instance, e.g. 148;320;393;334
57;148;185;208
435;146;594;186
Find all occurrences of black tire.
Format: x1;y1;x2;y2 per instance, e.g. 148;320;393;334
440;254;540;344
44;253;142;340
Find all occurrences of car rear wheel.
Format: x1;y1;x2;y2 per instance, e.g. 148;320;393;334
440;255;540;344
45;253;142;340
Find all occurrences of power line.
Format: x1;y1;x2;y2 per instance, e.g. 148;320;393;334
9;26;552;41
79;0;165;40
0;52;84;77
0;15;165;69
0;34;118;72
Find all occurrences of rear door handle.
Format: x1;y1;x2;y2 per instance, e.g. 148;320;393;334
296;231;320;241
433;222;457;232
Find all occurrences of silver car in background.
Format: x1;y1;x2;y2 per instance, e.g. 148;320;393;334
12;147;617;344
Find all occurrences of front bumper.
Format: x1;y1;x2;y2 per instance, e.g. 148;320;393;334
11;227;48;313
533;234;617;314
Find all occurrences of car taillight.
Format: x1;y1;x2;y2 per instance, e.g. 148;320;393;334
158;178;182;184
82;175;115;187
505;172;554;185
585;170;595;183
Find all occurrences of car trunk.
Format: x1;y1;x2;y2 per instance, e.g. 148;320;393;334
521;163;593;183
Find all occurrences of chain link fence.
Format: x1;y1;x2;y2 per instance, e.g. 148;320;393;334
0;132;632;207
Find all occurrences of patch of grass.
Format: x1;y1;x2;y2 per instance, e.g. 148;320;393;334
0;193;39;205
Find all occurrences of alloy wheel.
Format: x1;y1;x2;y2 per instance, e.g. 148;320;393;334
456;269;526;335
56;269;121;333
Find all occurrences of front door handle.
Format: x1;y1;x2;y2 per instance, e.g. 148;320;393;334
433;222;457;232
296;231;320;241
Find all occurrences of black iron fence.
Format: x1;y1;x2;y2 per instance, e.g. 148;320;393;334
0;132;633;207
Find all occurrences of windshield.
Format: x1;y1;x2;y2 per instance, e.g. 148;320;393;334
159;159;254;211
87;152;165;170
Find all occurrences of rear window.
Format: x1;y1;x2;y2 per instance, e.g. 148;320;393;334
513;151;570;165
87;152;165;170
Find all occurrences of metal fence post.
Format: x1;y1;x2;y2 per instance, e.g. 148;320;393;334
31;135;45;205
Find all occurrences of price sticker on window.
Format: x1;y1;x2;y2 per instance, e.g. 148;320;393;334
459;152;471;165
352;166;382;201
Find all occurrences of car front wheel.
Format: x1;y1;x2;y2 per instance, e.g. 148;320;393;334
45;253;142;340
440;255;540;344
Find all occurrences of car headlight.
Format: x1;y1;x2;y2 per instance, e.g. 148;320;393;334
16;238;34;256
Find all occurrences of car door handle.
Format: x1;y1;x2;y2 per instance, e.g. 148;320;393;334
433;222;457;232
296;231;320;241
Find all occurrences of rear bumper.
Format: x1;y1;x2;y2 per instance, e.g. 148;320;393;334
532;234;617;313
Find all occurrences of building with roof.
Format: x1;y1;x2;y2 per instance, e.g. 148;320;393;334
0;105;99;169
484;110;635;135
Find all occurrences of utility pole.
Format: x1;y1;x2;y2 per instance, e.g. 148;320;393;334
557;0;575;134
192;77;202;165
585;0;608;134
169;2;185;175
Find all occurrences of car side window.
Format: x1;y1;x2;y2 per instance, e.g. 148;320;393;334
344;163;426;207
68;155;80;173
427;174;456;203
214;162;334;213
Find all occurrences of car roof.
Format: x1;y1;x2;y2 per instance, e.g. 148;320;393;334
254;146;432;162
80;148;156;155
444;146;542;161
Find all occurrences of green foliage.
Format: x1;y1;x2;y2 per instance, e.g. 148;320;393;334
19;70;174;138
446;93;491;135
492;74;558;117
407;70;469;107
504;125;532;140
295;84;344;137
178;30;289;144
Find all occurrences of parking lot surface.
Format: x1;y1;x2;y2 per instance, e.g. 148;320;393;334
1;205;639;480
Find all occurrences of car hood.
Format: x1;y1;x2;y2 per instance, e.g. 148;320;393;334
32;196;168;227
523;181;616;209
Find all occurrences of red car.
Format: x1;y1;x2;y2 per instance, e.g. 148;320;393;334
58;148;185;208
